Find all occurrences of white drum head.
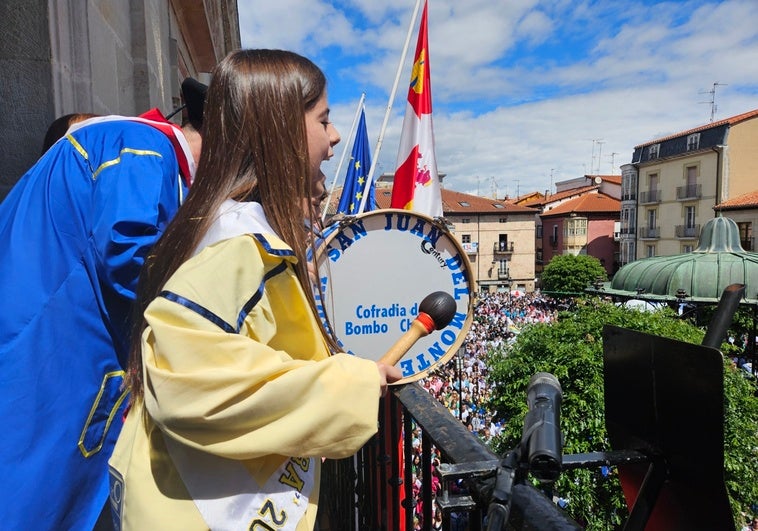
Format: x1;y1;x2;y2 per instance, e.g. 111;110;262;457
315;209;473;383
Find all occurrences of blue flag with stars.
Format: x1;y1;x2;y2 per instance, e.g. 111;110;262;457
337;108;375;215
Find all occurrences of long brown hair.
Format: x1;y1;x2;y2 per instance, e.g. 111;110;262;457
126;49;335;399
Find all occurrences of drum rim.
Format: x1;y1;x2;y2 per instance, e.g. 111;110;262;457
316;208;475;383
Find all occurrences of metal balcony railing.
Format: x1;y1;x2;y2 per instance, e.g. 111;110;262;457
675;225;700;238
676;184;701;200
638;189;661;204
497;268;510;280
638;226;660;239
319;380;582;531
493;242;514;254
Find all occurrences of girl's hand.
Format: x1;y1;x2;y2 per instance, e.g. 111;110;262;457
375;362;403;396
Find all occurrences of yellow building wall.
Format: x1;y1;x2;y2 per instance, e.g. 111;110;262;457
448;213;536;293
725;117;758;198
635;151;719;259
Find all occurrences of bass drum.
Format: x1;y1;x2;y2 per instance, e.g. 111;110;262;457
315;209;473;384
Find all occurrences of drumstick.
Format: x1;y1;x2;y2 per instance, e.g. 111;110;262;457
378;291;457;367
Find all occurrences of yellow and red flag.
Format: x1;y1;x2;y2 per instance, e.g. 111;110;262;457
390;0;443;217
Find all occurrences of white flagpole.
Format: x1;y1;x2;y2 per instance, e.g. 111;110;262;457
322;92;366;221
358;0;423;213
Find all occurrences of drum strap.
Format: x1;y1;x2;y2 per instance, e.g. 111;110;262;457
164;434;315;530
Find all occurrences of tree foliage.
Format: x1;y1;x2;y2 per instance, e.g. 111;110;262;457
485;298;758;530
540;254;607;294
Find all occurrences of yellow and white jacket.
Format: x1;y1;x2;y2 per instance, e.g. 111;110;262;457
109;227;381;530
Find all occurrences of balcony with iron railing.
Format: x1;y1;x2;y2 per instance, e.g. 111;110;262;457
497;267;510;280
675;224;700;239
621;192;637;201
493;242;514;255
320;375;583;531
639;226;660;239
638;189;661;204
676;184;701;200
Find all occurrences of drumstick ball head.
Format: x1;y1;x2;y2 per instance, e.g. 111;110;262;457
418;291;457;331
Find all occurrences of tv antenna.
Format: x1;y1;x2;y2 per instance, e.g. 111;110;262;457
700;82;727;122
589;139;604;176
595;140;605;175
610;152;619;175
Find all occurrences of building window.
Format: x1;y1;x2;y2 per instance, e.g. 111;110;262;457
621;240;636;265
458;201;470;207
565;218;587;237
461;234;471;243
649;172;658;191
677;165;700;200
685;206;696;228
499;217;507;223
536;225;543;238
461;218;470;223
686;133;700;151
497;259;509;278
641;172;660;203
621;207;636;234
622;169;637;201
648;144;660;159
682;244;694;253
647;245;656;257
738;221;753;251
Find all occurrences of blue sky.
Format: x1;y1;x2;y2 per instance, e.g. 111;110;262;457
238;0;758;197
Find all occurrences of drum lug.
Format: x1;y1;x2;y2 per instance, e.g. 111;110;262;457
432;216;454;234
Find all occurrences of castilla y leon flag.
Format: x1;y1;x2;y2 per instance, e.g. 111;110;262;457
391;0;443;217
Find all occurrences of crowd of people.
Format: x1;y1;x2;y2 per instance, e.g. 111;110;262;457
407;290;561;530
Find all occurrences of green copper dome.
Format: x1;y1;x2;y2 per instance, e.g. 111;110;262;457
603;217;758;304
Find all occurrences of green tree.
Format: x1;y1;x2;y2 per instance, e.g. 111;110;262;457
540;254;607;294
486;299;758;530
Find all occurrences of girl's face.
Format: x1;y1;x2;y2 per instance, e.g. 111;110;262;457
305;92;340;200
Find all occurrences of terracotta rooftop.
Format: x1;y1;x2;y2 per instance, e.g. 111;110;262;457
524;184;599;208
601;175;622;185
635;107;758;148
327;185;537;216
540;192;620;217
440;188;536;214
713;190;758;211
509;191;545;206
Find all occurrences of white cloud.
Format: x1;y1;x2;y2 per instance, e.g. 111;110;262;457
239;0;758;198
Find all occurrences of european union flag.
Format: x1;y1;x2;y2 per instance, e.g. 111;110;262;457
337;108;375;215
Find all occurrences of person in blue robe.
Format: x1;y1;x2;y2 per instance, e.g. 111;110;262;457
0;79;205;530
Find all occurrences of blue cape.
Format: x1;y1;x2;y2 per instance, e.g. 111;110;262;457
0;118;187;529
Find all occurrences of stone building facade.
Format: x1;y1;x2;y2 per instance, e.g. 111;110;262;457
0;0;240;199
